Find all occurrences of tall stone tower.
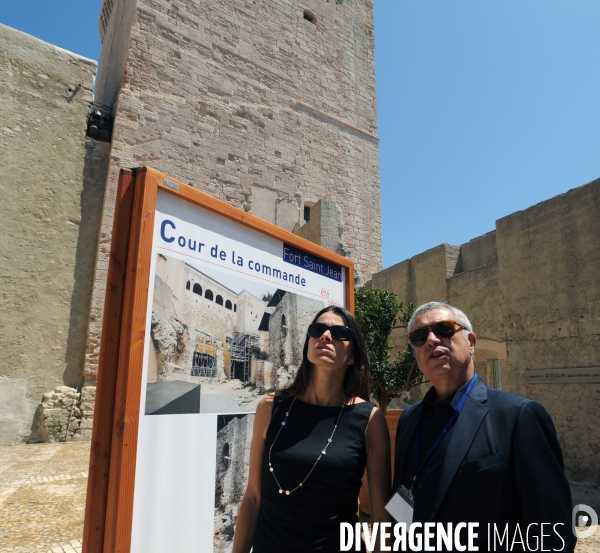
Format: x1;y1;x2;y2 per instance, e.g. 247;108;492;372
84;0;382;421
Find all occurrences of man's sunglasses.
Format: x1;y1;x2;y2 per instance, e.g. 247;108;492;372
307;323;354;341
407;320;465;347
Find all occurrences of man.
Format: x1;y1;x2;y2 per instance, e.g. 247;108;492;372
392;302;575;552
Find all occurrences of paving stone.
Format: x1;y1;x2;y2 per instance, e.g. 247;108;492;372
0;443;90;553
1;442;598;551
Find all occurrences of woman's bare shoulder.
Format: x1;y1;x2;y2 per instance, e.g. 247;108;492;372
256;392;275;413
261;392;276;403
347;396;367;405
253;394;277;439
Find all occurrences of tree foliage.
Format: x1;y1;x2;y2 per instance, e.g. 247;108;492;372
355;289;424;413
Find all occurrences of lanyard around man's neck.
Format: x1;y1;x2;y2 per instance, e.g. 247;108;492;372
410;373;479;496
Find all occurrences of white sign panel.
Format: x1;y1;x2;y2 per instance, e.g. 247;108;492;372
154;191;345;305
130;190;346;553
525;367;600;383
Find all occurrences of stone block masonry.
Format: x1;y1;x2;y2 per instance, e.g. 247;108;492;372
214;414;254;551
0;24;109;445
30;387;82;443
371;178;600;485
85;0;383;394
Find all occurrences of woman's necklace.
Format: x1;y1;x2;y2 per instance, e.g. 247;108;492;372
268;397;346;496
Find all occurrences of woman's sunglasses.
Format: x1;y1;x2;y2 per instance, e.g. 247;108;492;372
407;320;465;347
307;323;354;341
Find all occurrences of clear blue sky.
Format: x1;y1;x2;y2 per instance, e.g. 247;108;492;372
2;1;599;268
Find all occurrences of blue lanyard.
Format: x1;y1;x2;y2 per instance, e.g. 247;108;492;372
411;373;478;494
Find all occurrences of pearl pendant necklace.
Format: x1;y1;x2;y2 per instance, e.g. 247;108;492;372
268;397;345;496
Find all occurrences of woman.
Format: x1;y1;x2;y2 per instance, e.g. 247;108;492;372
232;305;391;553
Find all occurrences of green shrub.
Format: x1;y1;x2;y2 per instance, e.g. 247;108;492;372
222;522;235;541
355;289;423;413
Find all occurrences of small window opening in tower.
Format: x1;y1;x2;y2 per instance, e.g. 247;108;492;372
205;289;214;301
304;206;311;222
193;283;202;296
186;280;191;290
216;295;224;306
221;443;230;471
303;10;317;24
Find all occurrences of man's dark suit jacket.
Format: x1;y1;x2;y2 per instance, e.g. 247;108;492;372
393;378;576;552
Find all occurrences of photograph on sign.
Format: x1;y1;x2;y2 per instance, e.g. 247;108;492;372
213;413;253;552
144;191;340;415
126;184;350;553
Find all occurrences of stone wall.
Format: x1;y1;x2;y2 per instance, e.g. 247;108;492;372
249;357;275;390
0;24;109;444
86;0;382;388
186;263;240;315
215;414;253;506
214;414;254;551
150;301;191;381
371;178;600;484
236;290;268;335
155;253;187;317
268;293;325;387
183;286;237;344
152;259;226;380
30;386;82;443
294;199;350;258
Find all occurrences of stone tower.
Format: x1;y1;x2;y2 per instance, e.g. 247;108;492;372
83;0;382;425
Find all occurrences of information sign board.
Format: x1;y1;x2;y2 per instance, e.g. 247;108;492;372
82;167;354;553
524;367;600;383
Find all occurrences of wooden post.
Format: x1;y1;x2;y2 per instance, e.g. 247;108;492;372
83;169;136;553
102;170;158;552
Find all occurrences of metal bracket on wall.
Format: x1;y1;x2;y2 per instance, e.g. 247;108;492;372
86;102;114;142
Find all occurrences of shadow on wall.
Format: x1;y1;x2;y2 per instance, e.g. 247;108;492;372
62;140;109;388
27;139;109;444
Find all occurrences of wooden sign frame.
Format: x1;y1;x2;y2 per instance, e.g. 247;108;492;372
82;167;354;553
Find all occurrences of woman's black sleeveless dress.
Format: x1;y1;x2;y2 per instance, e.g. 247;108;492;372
252;396;374;553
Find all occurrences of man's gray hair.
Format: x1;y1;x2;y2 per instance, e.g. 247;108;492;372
407;301;474;341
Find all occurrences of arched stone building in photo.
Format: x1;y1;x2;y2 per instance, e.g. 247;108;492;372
149;254;266;385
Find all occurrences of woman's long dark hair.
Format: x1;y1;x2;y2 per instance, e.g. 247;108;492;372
281;306;370;402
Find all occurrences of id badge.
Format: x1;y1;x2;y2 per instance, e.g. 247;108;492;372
385;485;414;524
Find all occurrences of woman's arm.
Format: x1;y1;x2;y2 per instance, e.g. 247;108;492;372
231;394;274;553
365;406;391;553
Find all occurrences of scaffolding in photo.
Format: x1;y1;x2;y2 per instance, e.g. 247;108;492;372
192;331;219;377
227;331;260;382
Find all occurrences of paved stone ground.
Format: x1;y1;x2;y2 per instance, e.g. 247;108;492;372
0;443;89;553
1;442;598;552
199;378;262;414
